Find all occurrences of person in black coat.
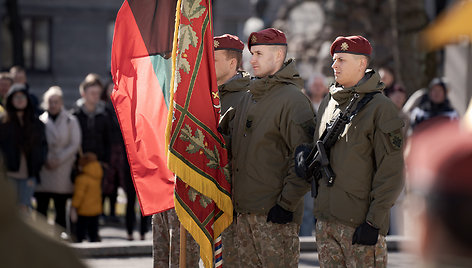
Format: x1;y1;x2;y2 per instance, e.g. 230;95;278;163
0;84;47;211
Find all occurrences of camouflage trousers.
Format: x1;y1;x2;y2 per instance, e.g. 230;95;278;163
152;209;200;268
236;213;300;268
221;221;239;268
315;220;387;268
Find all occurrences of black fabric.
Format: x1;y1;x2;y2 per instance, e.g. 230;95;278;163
124;162;150;236
76;215;100;243
0;88;47;181
35;192;71;228
266;204;293;224
72;107;111;163
352;221;379;245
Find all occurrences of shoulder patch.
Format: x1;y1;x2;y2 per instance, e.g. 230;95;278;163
388;129;403;150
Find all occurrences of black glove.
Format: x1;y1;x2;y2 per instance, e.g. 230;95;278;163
352;222;379;245
294;144;313;179
266;204;293;224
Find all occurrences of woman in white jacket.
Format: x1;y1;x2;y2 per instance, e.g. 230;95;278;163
35;86;81;229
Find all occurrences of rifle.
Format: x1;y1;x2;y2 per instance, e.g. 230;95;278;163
295;93;361;198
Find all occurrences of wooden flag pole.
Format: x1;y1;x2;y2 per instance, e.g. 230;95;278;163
179;224;187;268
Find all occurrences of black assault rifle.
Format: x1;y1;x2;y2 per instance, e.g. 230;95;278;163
295;93;361;198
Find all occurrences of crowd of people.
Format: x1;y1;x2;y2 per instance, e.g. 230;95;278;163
0;66;149;243
0;26;470;268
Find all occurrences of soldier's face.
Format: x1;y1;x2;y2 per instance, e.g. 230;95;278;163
331;53;365;88
214;50;233;86
250;45;279;78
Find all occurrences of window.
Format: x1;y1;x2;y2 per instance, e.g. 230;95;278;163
23;17;52;72
0;16;51;72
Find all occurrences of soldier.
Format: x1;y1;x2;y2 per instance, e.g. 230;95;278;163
214;34;250;115
313;35;404;267
220;28;315;267
152;209;200;268
213;33;250;267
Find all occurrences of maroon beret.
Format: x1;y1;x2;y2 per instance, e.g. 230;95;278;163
248;28;287;50
214;34;244;52
330;35;372;57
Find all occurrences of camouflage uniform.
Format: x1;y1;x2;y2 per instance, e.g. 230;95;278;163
152;208;200;268
221;221;239;268
316;220;387;268
236;214;300;268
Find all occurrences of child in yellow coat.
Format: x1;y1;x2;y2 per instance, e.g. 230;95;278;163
71;153;103;242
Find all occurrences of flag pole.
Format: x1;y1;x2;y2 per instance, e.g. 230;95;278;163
179;224;187;268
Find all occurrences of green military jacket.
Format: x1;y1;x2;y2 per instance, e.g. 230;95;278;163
313;69;404;235
222;59;315;224
218;71;250;115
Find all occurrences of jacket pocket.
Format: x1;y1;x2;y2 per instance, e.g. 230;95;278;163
330;186;369;226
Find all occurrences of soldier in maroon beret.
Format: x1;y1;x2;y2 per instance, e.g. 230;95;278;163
213;33;249;268
220;27;315;267
213;34;250;115
313;35;404;267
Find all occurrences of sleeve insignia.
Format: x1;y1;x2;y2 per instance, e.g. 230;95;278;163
388;131;403;150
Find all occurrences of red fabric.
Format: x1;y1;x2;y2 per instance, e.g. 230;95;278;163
330;35;372;56
110;0;174;215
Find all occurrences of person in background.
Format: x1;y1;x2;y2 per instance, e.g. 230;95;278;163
100;80;124;224
0;84;47;212
0;72;13;106
72;74;112;221
0;72;13;120
406;120;472;267
71;152;103;242
378;66;396;95
9;65;42;115
35;86;81;230
409;77;458;135
304;72;329;112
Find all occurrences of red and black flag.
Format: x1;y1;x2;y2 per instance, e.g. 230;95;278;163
110;0;178;215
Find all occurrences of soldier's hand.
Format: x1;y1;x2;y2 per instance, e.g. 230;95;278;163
266;204;293;224
352;221;379;245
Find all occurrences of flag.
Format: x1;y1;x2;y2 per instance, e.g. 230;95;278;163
111;0;178;215
422;0;472;51
166;0;233;267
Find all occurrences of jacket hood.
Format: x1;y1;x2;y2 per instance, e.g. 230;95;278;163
5;84;33;114
81;161;103;181
330;69;384;104
250;59;304;99
218;71;250;95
